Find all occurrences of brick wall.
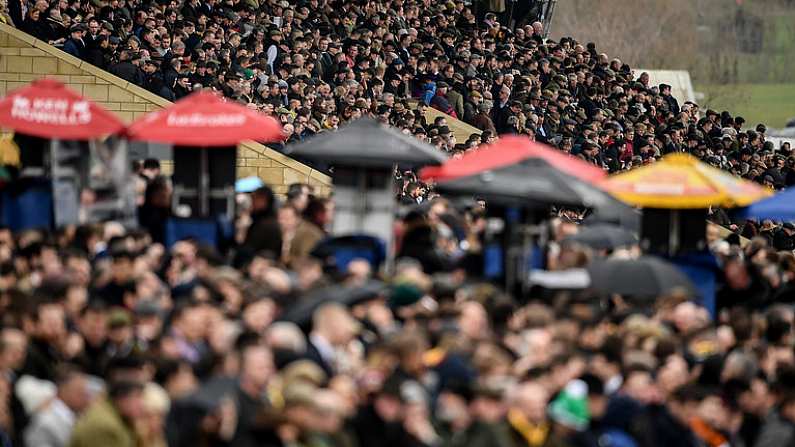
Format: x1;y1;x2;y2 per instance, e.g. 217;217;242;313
0;23;331;195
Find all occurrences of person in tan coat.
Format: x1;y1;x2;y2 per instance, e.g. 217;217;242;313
69;381;144;447
289;197;334;265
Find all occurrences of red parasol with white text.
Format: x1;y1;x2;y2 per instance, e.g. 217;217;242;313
125;90;283;146
0;78;124;140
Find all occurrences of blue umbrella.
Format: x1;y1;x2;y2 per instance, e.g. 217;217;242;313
737;187;795;221
235;176;264;193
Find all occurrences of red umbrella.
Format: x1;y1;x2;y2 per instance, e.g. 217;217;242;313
0;78;124;140
126;90;283;146
419;135;606;184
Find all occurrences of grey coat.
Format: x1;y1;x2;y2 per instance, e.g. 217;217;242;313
24;399;76;447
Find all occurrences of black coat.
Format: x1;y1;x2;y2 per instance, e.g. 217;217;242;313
20;337;62;381
62;37;85;59
304;339;335;378
21;16;51;41
397;225;451;274
109;61;144;86
8;0;24;26
352;404;427;447
242;212;282;259
492;104;513;134
634;404;701;447
663;94;680;115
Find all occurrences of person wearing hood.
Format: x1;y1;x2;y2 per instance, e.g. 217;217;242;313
422;79;437;106
242;185;282;259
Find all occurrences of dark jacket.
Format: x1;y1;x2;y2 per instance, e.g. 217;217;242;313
8;0;24;27
472;112;497;134
352;404;428;447
62;37;85;59
493;104;514;135
304;339;335;378
243;208;282;259
109;61;144;86
754;410;795;447
451;420;514;447
21;16;51;41
21;337;62;381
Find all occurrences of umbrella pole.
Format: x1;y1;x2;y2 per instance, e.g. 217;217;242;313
668;210;680;256
357;168;366;232
199;147;209;216
384;168;396;276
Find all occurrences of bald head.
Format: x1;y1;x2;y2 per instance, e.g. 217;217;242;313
312;303;358;346
512;382;549;423
265;321;307;353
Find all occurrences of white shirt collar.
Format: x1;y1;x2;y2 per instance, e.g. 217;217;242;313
309;333;336;364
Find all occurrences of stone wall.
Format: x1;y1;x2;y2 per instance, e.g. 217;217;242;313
0;23;331;195
423;106;482;143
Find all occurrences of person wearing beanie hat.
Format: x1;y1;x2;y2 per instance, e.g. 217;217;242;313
548;379;590;432
14;375;57;416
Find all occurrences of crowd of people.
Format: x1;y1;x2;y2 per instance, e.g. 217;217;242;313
2;0;792;188
0;174;793;447
2;0;795;446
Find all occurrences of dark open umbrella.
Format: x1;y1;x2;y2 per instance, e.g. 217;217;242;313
284;117;447;168
434;158;607;208
584;198;642;233
278;280;387;328
565;224;638;250
586;256;697;298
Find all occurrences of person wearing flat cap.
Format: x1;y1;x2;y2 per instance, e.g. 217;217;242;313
447;74;466;119
63;23;86;58
265;28;284;73
109;50;145;86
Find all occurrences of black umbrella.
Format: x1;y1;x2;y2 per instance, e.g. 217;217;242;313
584;198;642;233
184;376;238;412
284;117;448;168
565;223;638;250
586;256;697;298
166;376;239;447
434;158;606;208
278;280;387;328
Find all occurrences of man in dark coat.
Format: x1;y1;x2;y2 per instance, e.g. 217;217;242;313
660;84;680;116
242;186;282;258
352;376;430;447
109;50;145;86
492;85;512;133
754;395;795;447
20;298;66;382
62;24;86;59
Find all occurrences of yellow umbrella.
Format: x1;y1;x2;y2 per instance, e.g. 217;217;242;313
601;153;771;209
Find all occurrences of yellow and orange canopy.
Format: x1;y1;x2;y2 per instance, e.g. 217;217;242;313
601;153;771;209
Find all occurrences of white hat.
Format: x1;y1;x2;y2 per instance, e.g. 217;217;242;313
15;375;57;415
